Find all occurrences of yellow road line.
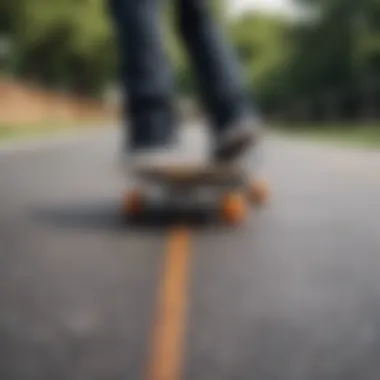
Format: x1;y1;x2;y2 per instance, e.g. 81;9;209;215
146;227;191;380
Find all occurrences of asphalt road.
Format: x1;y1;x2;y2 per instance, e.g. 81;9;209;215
0;126;380;380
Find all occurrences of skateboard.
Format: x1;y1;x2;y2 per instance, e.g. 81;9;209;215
121;164;269;225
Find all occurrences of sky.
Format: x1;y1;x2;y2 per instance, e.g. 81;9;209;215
229;0;301;18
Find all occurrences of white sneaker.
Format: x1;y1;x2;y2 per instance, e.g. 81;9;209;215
213;117;262;163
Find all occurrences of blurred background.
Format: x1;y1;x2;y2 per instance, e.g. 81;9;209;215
1;0;379;146
1;2;380;380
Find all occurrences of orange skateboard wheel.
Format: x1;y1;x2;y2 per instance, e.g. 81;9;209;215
221;192;247;225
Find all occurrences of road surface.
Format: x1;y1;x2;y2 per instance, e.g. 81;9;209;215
0;126;380;380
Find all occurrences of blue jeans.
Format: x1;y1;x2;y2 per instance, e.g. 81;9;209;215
109;0;255;150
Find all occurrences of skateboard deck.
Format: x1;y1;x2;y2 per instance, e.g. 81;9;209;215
122;164;269;225
133;164;246;187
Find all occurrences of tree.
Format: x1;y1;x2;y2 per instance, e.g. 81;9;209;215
229;14;294;107
3;0;115;95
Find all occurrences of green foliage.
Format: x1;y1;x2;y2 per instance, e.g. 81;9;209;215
2;0;115;95
2;0;380;113
229;15;294;105
288;0;380;92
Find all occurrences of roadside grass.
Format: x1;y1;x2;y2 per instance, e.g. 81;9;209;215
0;120;110;142
274;123;380;149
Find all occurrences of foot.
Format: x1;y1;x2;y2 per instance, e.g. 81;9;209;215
213;117;262;164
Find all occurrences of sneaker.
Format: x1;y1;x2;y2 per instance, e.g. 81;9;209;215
213;117;262;164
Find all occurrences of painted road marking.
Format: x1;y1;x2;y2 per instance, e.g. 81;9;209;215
146;227;191;380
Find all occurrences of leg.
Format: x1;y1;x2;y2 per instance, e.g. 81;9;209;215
176;0;261;161
108;0;177;151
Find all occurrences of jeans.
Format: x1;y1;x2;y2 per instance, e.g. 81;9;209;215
108;0;255;150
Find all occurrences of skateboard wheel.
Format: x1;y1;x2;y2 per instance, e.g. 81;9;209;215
221;192;247;225
248;179;270;205
122;189;145;216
